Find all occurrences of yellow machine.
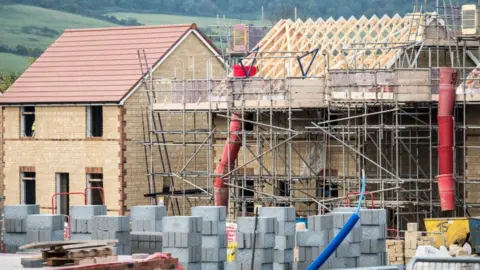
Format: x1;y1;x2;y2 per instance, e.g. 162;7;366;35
424;217;470;247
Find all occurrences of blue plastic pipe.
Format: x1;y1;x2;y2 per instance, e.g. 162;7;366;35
307;172;367;270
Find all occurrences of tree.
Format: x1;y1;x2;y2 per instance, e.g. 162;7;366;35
0;72;20;93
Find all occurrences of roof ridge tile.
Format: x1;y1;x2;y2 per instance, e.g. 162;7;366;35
64;24;195;33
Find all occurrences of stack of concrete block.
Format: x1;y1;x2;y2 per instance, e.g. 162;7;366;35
70;205;107;241
26;214;64;243
331;211;362;269
404;222;422;264
131;232;163;254
234;217;276;270
294;215;334;270
130;205;166;232
386;240;405;265
331;207;388;268
129;205;166;254
4;205;39;253
357;209;387;267
92;215;131;255
163;216;202;270
191;206;227;270
259;207;296;270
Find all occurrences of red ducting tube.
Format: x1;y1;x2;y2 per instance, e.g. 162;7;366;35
437;67;457;211
214;112;245;207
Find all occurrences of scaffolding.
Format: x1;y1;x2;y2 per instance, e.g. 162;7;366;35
137;2;480;231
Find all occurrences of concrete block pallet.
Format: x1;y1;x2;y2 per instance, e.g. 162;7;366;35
192;206;227;270
3;205;40;253
92;215;131;255
129;205;166;254
259;207;296;269
297;215;333;269
71;205;107;219
233;216;276;270
130;205;166;232
131;231;163;254
26;214;65;243
70;205;106;242
163;216;203;270
333;207;387;268
295;208;389;269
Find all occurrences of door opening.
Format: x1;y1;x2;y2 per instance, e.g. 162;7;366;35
56;173;70;215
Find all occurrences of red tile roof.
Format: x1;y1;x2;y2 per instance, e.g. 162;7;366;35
0;24;200;104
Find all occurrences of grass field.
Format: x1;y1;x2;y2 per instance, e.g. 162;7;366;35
0;53;31;74
0;4;117;49
0;4;118;73
105;12;270;28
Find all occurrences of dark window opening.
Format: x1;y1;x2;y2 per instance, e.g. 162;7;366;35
87;173;103;205
244;113;254;131
22;172;36;204
21;106;35;137
87;106;103;137
316;183;338;198
276;180;290;207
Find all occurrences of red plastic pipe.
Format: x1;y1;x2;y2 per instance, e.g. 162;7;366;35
214;112;245;207
437;174;456;211
437;67;457;211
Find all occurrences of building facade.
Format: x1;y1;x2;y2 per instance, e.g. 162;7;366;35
0;24;225;214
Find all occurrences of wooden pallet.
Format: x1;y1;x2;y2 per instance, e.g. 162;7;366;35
22;240;119;267
45;255;118;267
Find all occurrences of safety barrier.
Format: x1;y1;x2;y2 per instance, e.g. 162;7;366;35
409;256;480;270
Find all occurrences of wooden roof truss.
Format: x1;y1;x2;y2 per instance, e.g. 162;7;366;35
245;13;431;79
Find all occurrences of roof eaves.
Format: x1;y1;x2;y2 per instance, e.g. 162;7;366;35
0;101;120;106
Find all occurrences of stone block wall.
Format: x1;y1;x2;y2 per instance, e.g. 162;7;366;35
2;106;122;213
123;32;225;211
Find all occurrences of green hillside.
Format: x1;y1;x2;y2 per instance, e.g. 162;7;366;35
0;53;31;73
1;4;117;49
0;4;118;73
105;12;269;28
0;4;268;74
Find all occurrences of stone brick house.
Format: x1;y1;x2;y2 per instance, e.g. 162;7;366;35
0;24;225;214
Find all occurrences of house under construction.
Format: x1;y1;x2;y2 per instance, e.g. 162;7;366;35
141;3;480;231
